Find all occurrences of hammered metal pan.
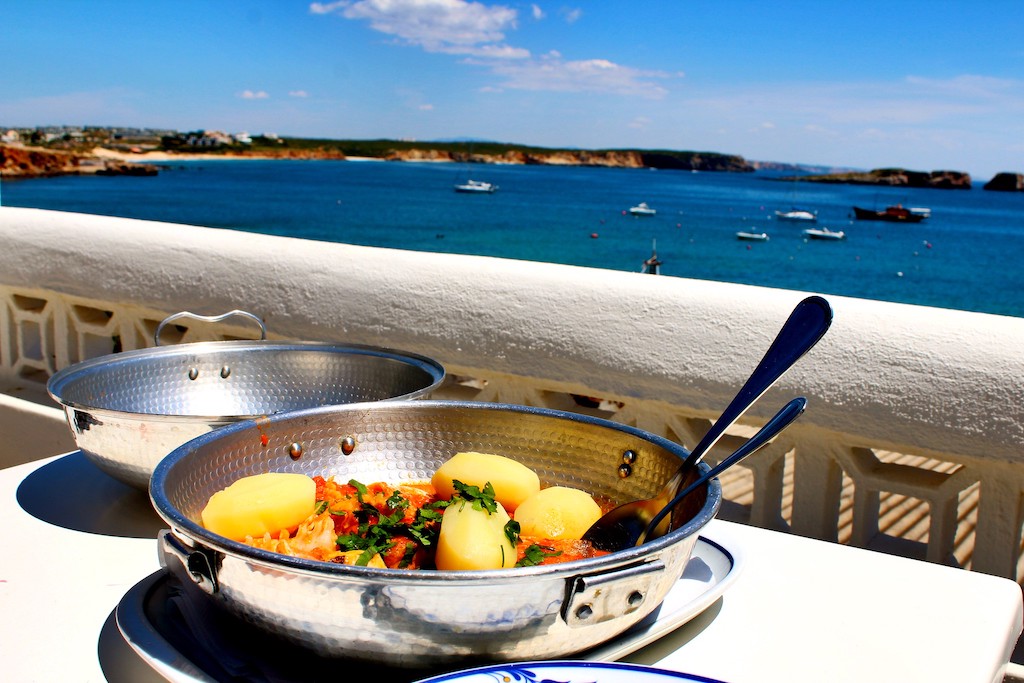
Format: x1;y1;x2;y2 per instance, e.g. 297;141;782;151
47;311;445;489
151;400;720;668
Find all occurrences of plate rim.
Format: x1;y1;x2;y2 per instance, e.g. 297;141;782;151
413;659;729;682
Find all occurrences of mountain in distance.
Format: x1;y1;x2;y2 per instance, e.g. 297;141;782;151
750;160;864;176
429;137;508;144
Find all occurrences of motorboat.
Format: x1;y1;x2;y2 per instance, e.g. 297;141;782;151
629;202;657;216
908;206;932;219
803;227;846;241
774;208;817;222
454;179;497;193
736;230;769;242
852;205;926;223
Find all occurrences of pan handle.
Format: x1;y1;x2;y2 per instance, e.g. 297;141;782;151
159;529;220;595
562;559;667;627
154;310;267;346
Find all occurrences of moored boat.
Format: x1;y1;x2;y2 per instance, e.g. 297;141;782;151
629;202;657;216
454;179;497;193
852;205;926;223
803;227;846;241
736;230;769;241
775;208;817;222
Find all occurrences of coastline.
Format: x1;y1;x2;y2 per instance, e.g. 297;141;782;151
89;147;378;163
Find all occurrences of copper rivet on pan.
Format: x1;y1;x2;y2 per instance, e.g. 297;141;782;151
188;367;199;380
220;365;231;378
617;463;632;479
340;436;356;455
288;442;303;460
621;449;637;464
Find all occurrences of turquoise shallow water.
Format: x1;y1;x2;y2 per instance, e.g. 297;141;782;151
3;159;1022;317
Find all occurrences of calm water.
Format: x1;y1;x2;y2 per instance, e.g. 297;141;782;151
4;159;1023;317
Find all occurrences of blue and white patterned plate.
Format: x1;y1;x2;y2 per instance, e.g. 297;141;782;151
414;660;727;683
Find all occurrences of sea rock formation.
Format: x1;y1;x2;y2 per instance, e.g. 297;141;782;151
639;151;754;172
798;167;972;189
983;172;1024;192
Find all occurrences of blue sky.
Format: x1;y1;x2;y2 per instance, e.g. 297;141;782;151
2;1;1023;179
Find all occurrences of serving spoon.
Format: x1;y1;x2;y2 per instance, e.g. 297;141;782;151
582;295;832;550
584;397;806;551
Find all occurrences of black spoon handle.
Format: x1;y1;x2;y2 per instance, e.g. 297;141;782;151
641;396;808;544
680;295;832;474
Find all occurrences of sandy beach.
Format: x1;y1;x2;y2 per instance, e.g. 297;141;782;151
89;147;282;162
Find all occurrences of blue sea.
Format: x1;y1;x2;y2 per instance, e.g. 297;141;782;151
3;159;1022;318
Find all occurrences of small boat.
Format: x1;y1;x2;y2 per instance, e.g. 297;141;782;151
852;205;926;223
803;227;846;241
454;179;497;193
775;208;817;222
736;230;769;242
908;206;931;219
629;202;657;216
640;239;663;274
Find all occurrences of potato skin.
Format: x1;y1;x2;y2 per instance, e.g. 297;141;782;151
513;486;602;541
431;451;540;512
435;499;517;570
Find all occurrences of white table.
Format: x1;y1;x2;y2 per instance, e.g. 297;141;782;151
2;452;1021;683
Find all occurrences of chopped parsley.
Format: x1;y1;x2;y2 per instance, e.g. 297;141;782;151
451;480;498;514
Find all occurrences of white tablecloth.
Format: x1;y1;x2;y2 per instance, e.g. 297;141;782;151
1;452;1020;682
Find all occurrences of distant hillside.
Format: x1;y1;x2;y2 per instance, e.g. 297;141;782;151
248;138;756;172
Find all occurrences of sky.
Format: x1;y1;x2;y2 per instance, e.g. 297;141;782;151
2;1;1023;180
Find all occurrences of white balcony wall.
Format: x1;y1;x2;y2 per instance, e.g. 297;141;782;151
2;207;1023;579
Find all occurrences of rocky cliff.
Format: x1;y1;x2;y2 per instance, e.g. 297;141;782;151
983;172;1024;192
797;167;972;189
1;144;157;178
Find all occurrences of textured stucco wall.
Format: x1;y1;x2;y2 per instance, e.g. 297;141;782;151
1;206;1022;462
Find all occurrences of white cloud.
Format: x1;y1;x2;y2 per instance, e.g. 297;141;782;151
561;7;582;24
311;0;674;98
629;116;651;130
289;90;309;98
490;54;673;98
309;1;345;14
419;103;434;111
240;90;270;100
313;0;523;57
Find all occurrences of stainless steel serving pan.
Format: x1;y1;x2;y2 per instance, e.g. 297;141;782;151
151;400;720;668
47;311;445;489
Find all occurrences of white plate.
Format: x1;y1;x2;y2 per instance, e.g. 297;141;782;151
415;660;727;682
116;535;741;683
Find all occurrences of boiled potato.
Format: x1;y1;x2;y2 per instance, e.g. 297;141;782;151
201;472;316;541
431;451;540;512
513;486;602;541
435;499;517;570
